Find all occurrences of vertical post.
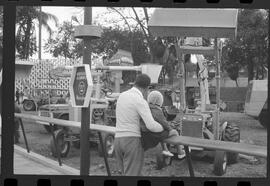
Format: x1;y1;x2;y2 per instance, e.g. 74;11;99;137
114;71;121;93
184;145;194;177
38;6;42;60
2;5;16;175
175;42;186;111
214;38;220;140
80;7;92;176
180;54;186;111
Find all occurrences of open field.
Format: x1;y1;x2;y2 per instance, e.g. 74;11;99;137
16;111;267;177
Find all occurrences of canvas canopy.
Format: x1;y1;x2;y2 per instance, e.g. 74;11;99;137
148;8;238;39
15;61;35;79
107;49;134;66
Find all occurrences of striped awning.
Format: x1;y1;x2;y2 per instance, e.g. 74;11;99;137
107;49;134;66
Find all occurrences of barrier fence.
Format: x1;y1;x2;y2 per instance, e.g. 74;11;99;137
15;113;267;177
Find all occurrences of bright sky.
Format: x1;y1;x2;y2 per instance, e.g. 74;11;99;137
34;7;152;59
33;7;105;59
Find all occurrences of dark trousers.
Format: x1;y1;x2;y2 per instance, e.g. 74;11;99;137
114;137;144;176
15;96;20;104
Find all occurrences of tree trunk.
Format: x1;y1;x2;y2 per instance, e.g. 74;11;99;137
235;79;239;87
247;57;254;82
38;6;42;60
24;17;32;59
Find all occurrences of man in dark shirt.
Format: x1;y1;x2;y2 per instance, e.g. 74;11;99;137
56;94;66;104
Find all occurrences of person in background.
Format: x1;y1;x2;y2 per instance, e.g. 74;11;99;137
56;94;66;104
140;90;186;159
114;74;164;176
15;89;20;105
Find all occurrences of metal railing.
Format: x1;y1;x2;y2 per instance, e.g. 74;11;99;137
15;113;267;177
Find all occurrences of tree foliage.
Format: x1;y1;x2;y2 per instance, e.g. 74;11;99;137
44;21;80;60
15;6;58;59
222;9;268;82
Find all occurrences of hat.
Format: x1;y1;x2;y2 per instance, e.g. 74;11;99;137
147;91;164;107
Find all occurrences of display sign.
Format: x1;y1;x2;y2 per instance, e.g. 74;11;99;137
69;65;93;107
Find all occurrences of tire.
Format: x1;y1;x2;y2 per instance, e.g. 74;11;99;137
23;100;36;111
213;150;227;176
98;133;115;158
221;123;240;164
156;153;171;170
50;129;70;158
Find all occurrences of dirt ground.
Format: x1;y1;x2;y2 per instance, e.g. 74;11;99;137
16;111;267;177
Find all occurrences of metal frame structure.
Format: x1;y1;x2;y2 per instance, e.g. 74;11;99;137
148;8;238;140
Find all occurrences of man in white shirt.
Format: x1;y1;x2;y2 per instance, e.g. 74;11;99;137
114;74;164;176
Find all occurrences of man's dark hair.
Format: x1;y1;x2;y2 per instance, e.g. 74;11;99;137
134;74;151;89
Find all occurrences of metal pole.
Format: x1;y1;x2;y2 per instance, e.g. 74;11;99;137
98;132;111;176
214;38;220;140
19;118;30;153
177;51;186;111
184;145;194;177
80;7;92;176
49;124;62;166
175;41;186;111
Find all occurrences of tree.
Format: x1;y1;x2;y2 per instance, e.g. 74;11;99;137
44;21;80;61
105;8;165;63
89;27;149;65
16;6;58;59
0;7;3;51
222;39;246;87
222;9;268;82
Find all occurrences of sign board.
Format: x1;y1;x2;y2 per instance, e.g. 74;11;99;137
49;66;73;79
69;65;93;107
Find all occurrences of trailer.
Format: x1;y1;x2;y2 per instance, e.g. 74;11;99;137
244;79;268;128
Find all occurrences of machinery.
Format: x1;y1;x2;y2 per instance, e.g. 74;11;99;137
39;64;162;158
244;79;268;128
148;8;240;176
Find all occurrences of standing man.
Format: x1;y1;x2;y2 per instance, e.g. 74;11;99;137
15;89;20;105
114;74;164;176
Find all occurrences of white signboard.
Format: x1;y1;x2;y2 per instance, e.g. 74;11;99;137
69;65;93;107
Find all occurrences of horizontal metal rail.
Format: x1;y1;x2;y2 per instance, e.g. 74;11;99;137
15;113;116;134
15;113;267;158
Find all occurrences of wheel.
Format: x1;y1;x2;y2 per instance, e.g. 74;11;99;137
98;133;115;158
23;100;36;111
221;123;240;164
50;129;70;158
156;153;171;170
213;150;227;176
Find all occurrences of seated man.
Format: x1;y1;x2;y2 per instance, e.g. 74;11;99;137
141;90;186;159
